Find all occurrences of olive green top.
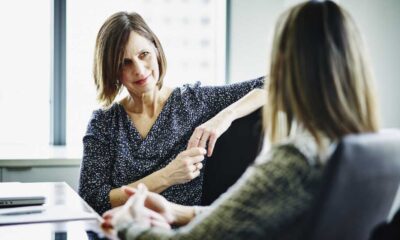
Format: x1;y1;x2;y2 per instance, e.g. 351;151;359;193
118;142;325;240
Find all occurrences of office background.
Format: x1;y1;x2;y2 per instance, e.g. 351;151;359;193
230;0;400;129
0;0;399;190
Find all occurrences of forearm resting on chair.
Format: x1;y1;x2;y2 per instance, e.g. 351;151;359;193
219;89;266;121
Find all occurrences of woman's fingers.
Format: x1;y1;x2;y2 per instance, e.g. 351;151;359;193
133;204;171;229
151;218;172;229
120;184;147;219
188;154;204;173
121;185;137;196
102;183;174;231
207;132;217;157
187;127;219;157
122;186;136;194
101;219;113;229
187;128;204;149
191;155;205;164
199;132;210;149
191;170;201;179
189;164;197;172
102;211;113;219
179;147;206;159
194;162;203;170
102;206;122;219
143;207;166;223
132;184;148;208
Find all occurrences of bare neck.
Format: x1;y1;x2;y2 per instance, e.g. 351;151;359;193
123;87;172;117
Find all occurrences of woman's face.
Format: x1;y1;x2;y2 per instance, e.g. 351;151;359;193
119;31;160;96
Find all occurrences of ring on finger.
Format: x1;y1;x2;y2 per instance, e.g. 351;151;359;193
190;164;197;172
191;164;198;172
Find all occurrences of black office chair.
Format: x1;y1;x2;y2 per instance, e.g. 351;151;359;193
306;129;400;240
201;108;263;205
370;206;400;240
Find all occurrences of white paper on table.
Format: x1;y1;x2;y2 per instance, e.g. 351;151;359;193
0;205;99;225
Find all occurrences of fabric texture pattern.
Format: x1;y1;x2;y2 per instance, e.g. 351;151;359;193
119;141;325;240
78;77;264;215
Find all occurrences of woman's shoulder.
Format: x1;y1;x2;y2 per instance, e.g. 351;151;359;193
175;81;225;102
92;103;121;117
255;143;310;169
88;103;123;126
85;103;124;138
166;82;204;106
176;81;202;95
253;137;323;178
246;143;322;196
256;128;334;166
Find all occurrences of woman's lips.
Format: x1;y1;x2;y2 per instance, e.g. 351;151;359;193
134;76;149;86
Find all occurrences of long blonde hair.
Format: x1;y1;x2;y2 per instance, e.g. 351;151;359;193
264;0;379;146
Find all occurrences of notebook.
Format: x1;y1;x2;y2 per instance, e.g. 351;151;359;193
0;183;45;208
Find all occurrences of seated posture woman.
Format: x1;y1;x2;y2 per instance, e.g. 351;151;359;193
100;1;380;239
78;12;265;215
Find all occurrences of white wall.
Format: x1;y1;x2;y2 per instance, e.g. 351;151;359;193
229;0;400;128
341;0;400;128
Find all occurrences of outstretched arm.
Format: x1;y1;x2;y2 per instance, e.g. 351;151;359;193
188;88;266;156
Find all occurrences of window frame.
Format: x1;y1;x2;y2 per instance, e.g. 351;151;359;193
50;0;230;146
50;0;66;146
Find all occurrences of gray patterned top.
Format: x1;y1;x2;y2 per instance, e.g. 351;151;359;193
78;77;264;214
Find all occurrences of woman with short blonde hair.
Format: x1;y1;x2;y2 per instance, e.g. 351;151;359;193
93;12;167;107
79;12;266;215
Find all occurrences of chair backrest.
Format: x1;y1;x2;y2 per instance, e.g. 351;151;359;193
201;108;263;205
307;129;400;240
369;206;400;240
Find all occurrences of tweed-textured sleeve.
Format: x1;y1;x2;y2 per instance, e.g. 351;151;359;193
195;76;265;119
78;110;114;215
118;144;321;240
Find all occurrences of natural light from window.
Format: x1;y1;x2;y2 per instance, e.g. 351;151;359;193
66;0;226;147
0;0;51;146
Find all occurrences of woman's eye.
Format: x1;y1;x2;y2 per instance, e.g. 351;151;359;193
122;59;132;67
140;51;150;58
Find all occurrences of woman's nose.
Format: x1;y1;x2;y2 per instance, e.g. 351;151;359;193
133;61;145;76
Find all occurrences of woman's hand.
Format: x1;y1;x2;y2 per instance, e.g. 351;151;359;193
122;185;174;224
188;88;266;157
188;110;234;157
101;184;173;234
161;147;206;185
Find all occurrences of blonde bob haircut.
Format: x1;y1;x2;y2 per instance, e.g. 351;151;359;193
264;0;379;146
93;12;167;107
